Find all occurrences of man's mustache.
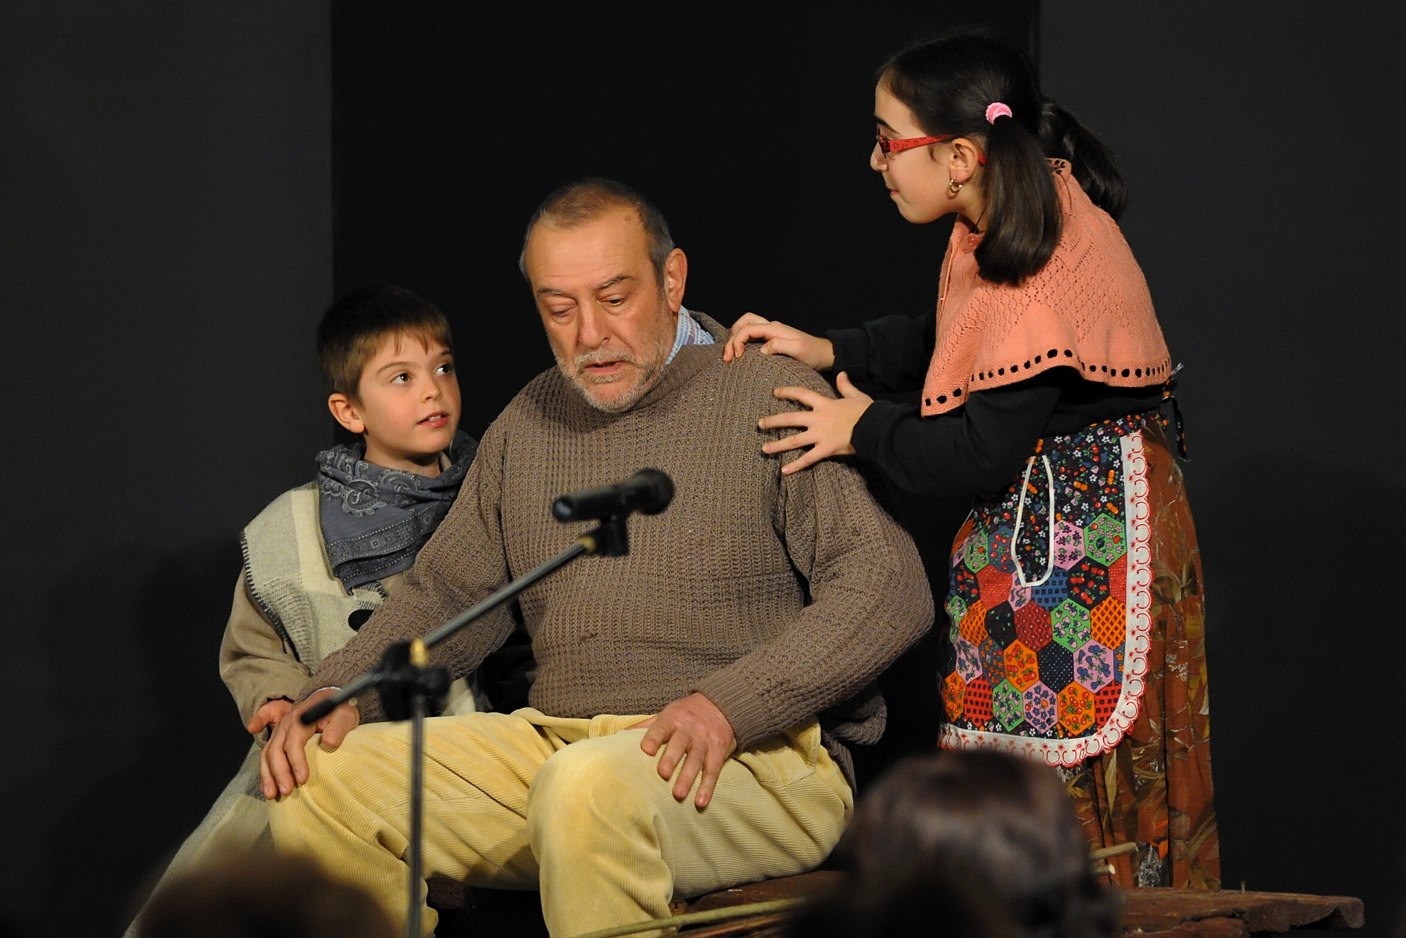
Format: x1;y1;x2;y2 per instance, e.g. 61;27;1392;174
574;350;634;370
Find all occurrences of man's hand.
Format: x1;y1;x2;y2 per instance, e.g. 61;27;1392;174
760;371;872;474
633;692;737;809
721;313;835;371
258;688;360;799
246;698;293;736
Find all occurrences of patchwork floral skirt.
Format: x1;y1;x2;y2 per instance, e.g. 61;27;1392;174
938;411;1220;888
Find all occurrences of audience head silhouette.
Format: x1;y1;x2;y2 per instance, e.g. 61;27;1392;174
790;748;1122;938
133;850;396;938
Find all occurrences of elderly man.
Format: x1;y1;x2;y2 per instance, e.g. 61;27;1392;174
261;177;933;938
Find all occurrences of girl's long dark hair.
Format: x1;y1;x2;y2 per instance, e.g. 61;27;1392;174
879;26;1125;284
1041;98;1126;219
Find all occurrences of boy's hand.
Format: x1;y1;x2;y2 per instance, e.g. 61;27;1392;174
246;698;293;737
259;688;361;799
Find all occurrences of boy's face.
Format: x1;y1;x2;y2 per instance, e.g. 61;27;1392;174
327;331;461;476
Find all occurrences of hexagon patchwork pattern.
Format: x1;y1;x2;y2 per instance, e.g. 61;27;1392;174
1051;598;1091;651
1014;601;1053;650
1058;683;1096;735
1074;641;1117;691
1085;512;1128;565
1053;520;1085;568
939;412;1157;765
1004;641;1040;691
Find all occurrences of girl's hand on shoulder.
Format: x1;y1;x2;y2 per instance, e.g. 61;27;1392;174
760;371;872;474
722;312;835;371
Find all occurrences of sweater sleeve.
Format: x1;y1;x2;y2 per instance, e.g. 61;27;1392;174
219;572;311;728
825;312;935;395
299;425;518;721
693;365;936;750
850;372;1067;499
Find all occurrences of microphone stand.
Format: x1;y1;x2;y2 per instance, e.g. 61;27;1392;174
300;513;632;938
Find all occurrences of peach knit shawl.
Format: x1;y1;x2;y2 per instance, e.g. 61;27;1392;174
920;160;1172;416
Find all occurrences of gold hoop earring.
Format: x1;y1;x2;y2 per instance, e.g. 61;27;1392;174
948;177;964;195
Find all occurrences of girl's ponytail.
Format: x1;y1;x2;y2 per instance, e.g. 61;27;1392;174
975;104;1061;285
1041;98;1127;219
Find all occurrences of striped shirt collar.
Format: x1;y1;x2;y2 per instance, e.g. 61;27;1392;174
666;306;714;363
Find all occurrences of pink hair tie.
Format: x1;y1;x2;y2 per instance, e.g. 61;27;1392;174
985;102;1013;124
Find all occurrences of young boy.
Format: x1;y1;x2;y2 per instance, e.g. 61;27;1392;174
124;283;479;936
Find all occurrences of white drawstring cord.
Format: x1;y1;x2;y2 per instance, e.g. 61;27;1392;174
1012;454;1055;588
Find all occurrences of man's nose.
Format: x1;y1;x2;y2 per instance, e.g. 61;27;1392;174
578;305;609;348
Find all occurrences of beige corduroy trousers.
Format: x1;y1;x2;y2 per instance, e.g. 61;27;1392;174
268;707;852;938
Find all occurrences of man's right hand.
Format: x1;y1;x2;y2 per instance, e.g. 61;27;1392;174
259;688;360;799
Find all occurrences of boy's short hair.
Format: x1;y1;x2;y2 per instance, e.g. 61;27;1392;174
316;283;454;399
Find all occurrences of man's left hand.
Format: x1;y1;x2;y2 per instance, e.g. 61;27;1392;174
634;692;737;808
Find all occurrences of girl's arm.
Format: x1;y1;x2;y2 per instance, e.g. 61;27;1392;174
853;372;1066;497
825;312;936;397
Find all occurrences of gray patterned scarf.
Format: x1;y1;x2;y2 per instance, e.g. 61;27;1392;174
317;430;477;590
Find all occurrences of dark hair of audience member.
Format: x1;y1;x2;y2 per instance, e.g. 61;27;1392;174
133;849;397;938
789;749;1122;938
786;872;1022;938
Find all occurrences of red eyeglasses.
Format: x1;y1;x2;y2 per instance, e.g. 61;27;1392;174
875;132;954;159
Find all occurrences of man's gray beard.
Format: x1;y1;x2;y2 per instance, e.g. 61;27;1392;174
555;352;661;414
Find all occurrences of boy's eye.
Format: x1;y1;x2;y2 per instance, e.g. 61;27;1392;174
391;371;410;384
436;362;455;376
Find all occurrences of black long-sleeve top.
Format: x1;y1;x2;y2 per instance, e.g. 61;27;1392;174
827;313;1164;499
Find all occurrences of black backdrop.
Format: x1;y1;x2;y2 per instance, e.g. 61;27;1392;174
2;3;1402;937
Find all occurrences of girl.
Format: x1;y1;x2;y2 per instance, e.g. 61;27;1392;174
722;25;1218;890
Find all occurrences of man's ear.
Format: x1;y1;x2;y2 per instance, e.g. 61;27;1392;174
327;392;365;435
947;136;986;185
663;247;688;313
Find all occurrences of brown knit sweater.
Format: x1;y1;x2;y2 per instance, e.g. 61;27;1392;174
303;314;934;781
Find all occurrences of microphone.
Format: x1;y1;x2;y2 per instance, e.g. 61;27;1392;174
552;468;674;522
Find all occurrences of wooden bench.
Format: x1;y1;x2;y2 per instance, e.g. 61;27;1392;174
432;871;1366;937
672;871;1367;938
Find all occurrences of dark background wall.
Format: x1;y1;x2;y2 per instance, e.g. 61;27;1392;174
2;3;1401;937
1040;7;1404;932
0;4;332;937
